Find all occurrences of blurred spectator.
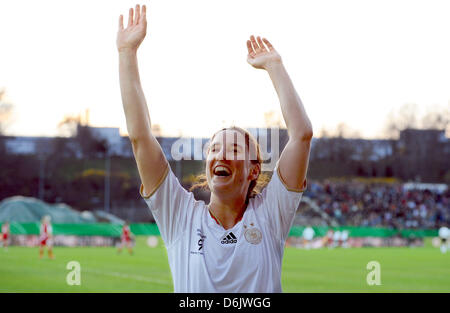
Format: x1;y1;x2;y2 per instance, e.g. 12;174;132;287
304;181;449;229
438;226;449;254
302;226;315;249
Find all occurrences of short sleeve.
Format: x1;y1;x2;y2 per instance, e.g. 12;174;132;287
140;164;196;247
251;162;306;242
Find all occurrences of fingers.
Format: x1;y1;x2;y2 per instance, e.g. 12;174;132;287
123;5;146;29
250;35;271;52
142;4;147;22
262;38;274;51
141;4;147;25
250;35;260;52
248;35;275;52
134;4;140;26
257;36;267;52
248;35;272;57
118;15;124;30
246;40;255;57
128;8;134;27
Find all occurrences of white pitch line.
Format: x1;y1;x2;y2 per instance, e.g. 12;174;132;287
0;251;173;288
82;267;171;286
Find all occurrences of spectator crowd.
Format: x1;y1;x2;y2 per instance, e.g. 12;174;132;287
304;181;449;229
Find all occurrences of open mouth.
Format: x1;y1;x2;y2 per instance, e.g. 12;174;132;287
213;165;232;177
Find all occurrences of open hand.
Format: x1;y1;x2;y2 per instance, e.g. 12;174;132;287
117;4;147;53
247;36;282;70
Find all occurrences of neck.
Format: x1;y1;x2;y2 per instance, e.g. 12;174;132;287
208;193;247;230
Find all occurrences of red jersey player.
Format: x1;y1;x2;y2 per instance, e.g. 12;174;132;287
323;229;334;248
1;222;10;251
117;221;134;255
39;216;54;259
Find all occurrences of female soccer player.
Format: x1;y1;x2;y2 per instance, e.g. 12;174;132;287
117;4;312;292
39;216;54;259
1;221;10;251
117;221;134;255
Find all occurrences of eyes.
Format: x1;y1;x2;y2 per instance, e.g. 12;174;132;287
210;144;242;155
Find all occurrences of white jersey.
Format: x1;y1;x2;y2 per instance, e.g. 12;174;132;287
303;227;315;240
333;231;341;241
341;230;349;241
439;227;449;239
40;223;53;239
141;163;304;293
1;224;9;234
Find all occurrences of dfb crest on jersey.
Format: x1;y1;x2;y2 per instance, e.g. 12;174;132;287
244;223;262;245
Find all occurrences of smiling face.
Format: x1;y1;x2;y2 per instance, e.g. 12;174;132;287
206;128;260;201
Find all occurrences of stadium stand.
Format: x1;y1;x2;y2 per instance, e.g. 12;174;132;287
301;181;449;229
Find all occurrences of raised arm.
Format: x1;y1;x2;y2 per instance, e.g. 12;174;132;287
247;35;313;190
117;4;168;197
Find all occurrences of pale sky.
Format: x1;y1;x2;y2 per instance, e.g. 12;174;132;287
0;0;449;139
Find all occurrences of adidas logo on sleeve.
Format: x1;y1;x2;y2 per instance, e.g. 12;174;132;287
221;232;237;244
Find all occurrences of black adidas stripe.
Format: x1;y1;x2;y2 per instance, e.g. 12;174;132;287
223;232;237;241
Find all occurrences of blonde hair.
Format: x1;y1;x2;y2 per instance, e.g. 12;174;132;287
189;127;270;202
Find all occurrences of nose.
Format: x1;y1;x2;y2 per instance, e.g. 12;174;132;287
217;146;227;160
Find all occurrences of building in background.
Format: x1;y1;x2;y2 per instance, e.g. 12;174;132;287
1;126;449;183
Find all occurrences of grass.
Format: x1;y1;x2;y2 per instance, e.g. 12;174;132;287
0;237;449;293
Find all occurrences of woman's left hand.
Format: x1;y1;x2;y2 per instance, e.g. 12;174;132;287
247;35;282;70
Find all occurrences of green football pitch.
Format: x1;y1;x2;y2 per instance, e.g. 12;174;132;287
0;237;449;292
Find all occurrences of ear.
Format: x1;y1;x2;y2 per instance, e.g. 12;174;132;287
249;163;261;181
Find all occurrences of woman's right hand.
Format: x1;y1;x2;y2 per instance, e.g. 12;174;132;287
117;4;147;53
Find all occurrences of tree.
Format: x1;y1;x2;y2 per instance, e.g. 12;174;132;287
57;114;81;137
383;103;420;139
57;114;108;158
0;88;14;135
76;125;108;158
421;104;450;132
335;123;361;139
264;110;284;128
382;103;450;138
318;123;360;139
397;103;419;130
151;124;162;137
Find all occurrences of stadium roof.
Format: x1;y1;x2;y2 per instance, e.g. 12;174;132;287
0;196;123;223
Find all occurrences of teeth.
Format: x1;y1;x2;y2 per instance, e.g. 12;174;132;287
214;166;231;175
